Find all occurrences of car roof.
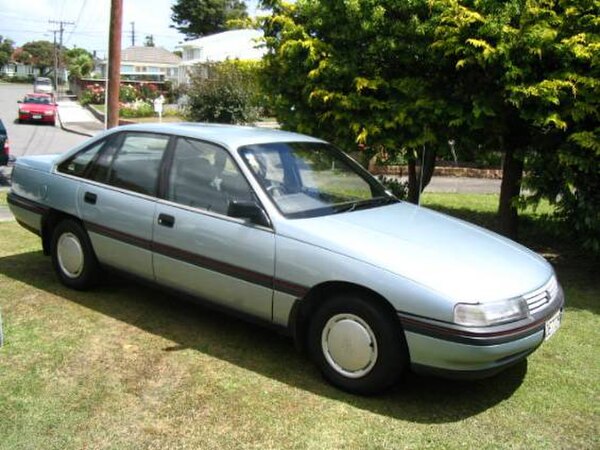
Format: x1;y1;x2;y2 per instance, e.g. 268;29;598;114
115;123;327;149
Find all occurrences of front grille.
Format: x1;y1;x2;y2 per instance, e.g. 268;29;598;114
523;276;558;314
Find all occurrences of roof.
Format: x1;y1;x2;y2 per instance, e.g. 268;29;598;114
120;46;182;65
179;29;265;64
107;123;324;150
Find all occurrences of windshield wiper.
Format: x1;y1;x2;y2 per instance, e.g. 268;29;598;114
334;196;397;214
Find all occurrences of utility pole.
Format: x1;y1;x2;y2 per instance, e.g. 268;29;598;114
49;29;59;94
49;19;74;97
107;0;123;129
130;22;135;47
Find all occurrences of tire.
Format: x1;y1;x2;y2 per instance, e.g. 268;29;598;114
51;219;100;290
308;292;408;395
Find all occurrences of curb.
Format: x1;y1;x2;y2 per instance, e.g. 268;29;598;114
87;104;136;126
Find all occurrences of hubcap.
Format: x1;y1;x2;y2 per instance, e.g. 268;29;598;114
321;313;378;378
57;232;84;278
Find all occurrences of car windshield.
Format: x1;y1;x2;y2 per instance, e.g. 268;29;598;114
35;79;51;86
239;142;396;218
24;96;51;104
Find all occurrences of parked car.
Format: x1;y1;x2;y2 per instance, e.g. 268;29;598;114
17;93;57;126
33;76;53;95
7;124;563;394
0;119;9;166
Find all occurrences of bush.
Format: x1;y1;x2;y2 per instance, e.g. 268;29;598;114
0;74;35;83
119;100;154;118
79;83;105;105
186;61;262;124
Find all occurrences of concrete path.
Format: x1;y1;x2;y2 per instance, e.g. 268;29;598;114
56;99;105;137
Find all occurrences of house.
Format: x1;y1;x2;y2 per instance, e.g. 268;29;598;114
1;62;42;79
97;46;182;83
178;29;266;83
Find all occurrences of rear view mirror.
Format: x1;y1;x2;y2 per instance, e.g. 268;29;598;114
228;200;270;227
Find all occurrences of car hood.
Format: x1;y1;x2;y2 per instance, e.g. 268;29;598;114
20;103;54;113
277;202;552;303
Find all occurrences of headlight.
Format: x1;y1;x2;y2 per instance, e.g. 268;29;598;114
44;110;55;116
454;298;529;327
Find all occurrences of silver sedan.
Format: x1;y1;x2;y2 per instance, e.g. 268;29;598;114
8;123;563;394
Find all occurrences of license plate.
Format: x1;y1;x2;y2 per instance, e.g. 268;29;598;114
545;310;562;341
32;115;42;119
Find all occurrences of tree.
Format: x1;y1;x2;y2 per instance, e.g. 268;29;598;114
430;0;600;243
262;0;600;250
261;0;453;203
15;40;56;74
0;36;14;68
144;35;155;47
171;0;248;39
64;47;94;80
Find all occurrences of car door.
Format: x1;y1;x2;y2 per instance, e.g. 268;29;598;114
77;131;171;280
152;136;275;320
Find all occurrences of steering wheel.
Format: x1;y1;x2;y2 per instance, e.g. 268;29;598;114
266;183;287;197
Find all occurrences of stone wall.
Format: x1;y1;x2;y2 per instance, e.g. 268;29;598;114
371;165;502;179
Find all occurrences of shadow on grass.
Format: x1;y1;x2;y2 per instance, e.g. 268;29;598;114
0;250;532;424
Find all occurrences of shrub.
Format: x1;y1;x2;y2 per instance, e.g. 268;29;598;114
186;61;261;124
79;83;105;105
119;100;154;118
119;84;138;102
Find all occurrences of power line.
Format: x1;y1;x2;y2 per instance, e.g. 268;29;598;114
64;0;89;46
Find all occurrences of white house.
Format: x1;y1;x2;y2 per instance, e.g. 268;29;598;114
178;29;266;83
97;46;182;83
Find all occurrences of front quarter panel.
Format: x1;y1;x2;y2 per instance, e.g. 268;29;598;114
273;234;453;327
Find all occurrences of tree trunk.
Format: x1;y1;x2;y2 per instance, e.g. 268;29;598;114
407;147;437;204
498;145;524;239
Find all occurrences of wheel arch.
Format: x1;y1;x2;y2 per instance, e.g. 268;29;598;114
41;209;81;255
289;280;403;352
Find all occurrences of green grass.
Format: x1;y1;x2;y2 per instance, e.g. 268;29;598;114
0;194;598;449
0;191;6;206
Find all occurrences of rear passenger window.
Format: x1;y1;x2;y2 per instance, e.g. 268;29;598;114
107;133;170;196
58;140;106;177
167;138;254;215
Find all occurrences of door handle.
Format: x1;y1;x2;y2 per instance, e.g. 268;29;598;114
158;213;175;228
84;192;97;205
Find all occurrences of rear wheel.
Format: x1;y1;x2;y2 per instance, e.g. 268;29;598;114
308;292;408;395
51;219;100;290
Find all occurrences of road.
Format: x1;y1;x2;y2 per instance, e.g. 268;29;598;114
1;83;88;157
0;83;88;186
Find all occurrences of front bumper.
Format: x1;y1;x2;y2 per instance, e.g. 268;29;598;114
19;112;55;123
399;287;564;378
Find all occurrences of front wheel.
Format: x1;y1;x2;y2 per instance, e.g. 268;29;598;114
308;292;408;395
51;219;100;290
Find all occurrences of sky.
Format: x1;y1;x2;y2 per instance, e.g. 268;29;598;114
0;0;262;59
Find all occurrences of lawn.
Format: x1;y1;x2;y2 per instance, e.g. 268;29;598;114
0;191;6;206
0;194;598;449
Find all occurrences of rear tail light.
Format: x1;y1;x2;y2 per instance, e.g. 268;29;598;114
2;140;9;156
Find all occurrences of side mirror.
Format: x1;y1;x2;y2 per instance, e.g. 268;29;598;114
228;200;270;227
17;100;22;104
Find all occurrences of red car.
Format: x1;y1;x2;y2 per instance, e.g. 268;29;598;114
18;93;57;125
